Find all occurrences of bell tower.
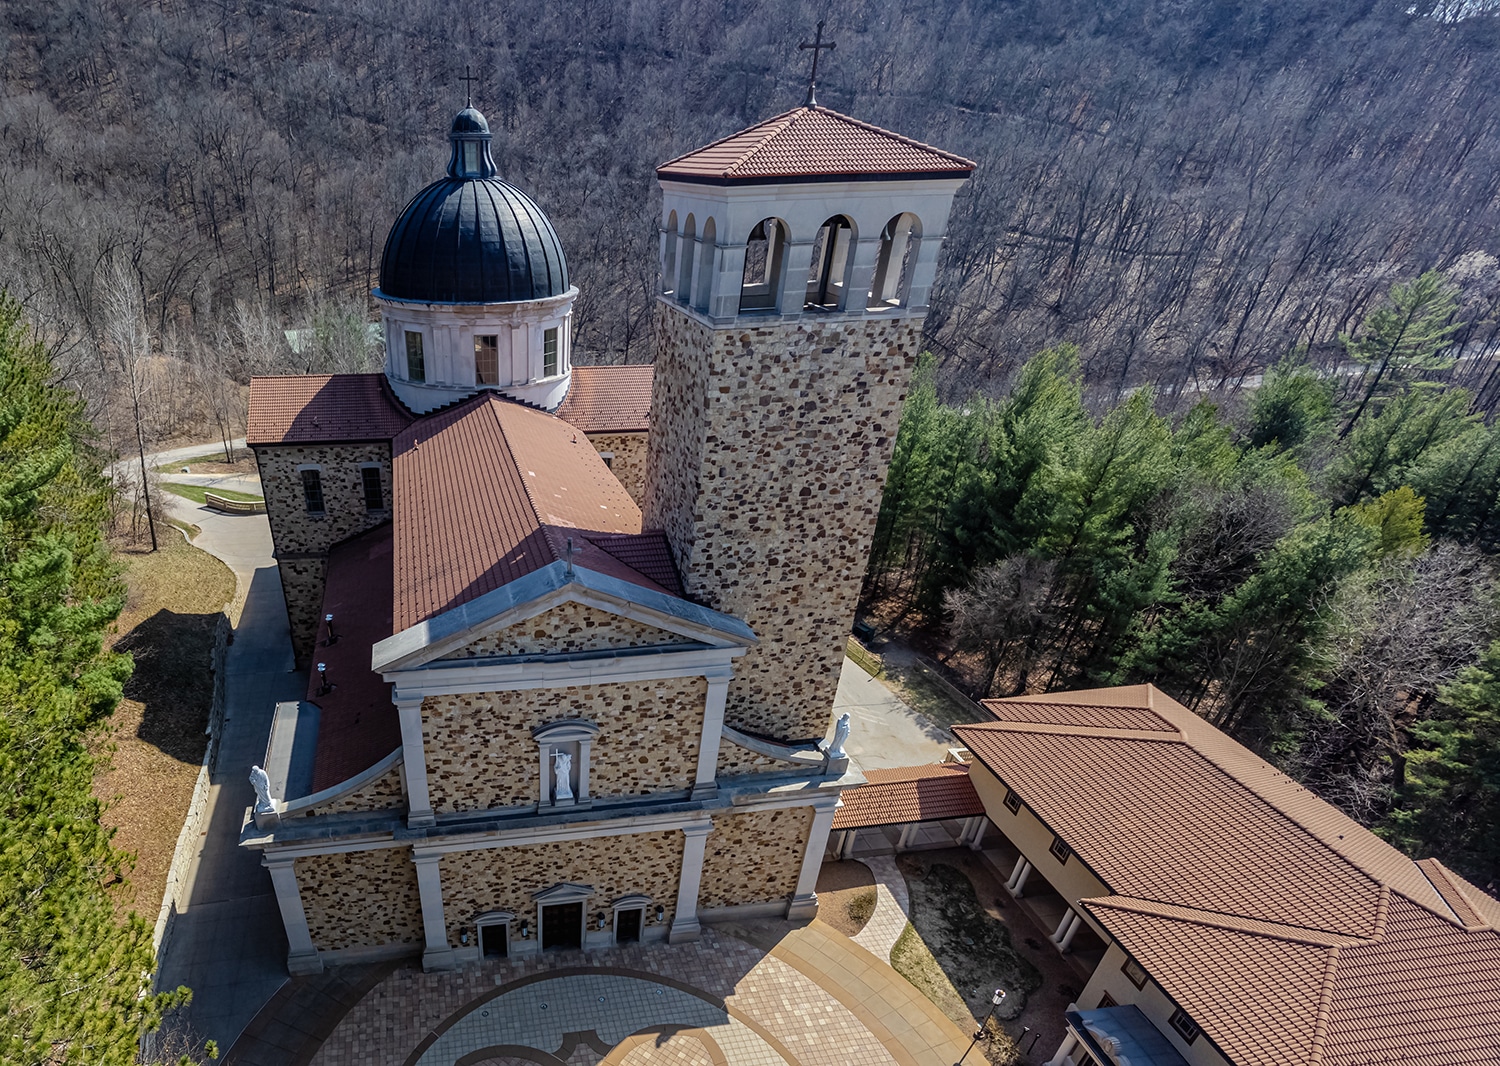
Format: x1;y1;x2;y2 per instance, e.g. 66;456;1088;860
642;105;974;747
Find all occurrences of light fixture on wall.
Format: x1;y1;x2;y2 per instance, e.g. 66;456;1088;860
520;920;530;939
460;931;469;946
596;911;607;931
654;905;665;924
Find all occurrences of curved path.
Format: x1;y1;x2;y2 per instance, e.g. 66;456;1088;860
851;857;913;962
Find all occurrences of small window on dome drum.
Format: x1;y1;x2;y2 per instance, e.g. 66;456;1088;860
405;330;425;382
543;328;559;377
475;334;500;385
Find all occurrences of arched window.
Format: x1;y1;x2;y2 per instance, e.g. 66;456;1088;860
869;213;922;310
662;211;678;296
693;217;716;312
677;215;697;305
739;217;788;313
805;215;856;311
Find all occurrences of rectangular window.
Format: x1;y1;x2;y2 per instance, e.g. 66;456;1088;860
1003;787;1021;813
1098;992;1118;1009
1169;1007;1201;1045
1122;956;1148;989
360;466;384;511
405;330;425;382
543;327;559;377
301;468;325;514
1049;834;1071;864
474;334;499;385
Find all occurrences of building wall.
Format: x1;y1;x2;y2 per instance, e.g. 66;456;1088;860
306;762;406;815
586;432;649;507
423;676;709;812
439;830;683;944
1076;943;1234;1066
298;845;421;951
255;442;392;664
643;304;921;742
969;761;1112;907
443;601;681;660
699;807;812;910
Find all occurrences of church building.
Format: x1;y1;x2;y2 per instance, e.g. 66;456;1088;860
240;97;974;975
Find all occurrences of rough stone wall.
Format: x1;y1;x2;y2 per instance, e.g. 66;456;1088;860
716;739;792;777
277;557;327;667
307;762;406;815
643;305;922;742
587;432;649;507
440;830;683;944
445;601;680;659
424;677;708;812
298;845;421;951
699;807;812;910
256;442;391;664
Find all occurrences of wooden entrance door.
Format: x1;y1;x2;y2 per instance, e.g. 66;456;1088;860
541;902;583;950
615;907;643;944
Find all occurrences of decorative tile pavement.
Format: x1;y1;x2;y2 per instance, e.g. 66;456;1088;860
296;922;969;1066
852;856;912;962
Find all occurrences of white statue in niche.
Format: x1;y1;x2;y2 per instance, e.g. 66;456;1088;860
552;749;574;802
827;713;851;760
249;765;276;813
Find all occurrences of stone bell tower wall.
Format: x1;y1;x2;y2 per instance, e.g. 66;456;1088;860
644;301;920;743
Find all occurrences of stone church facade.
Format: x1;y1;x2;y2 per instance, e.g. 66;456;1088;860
241;100;972;974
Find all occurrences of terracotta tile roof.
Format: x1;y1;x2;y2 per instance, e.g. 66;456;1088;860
657;106;976;185
391;393;670;631
247;374;414;445
554;365;654;433
584;530;683;598
957;683;1500;1066
832;763;984;829
307;524;401;791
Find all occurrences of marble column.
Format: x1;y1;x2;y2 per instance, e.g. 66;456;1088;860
264;854;321;975
670;821;714;943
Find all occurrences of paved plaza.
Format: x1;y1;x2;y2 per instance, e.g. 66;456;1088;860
227;922;970;1066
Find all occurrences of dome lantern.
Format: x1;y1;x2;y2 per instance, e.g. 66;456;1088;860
447;107;497;180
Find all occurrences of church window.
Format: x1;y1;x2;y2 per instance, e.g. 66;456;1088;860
543;328;559;377
404;330;425;382
739;218;788;313
1003;787;1021;813
474;334;500;385
1049;833;1071;864
1169;1007;1201;1045
869;213;921;310
301;468;325;514
360;466;384;511
1122;956;1148;989
805;215;854;311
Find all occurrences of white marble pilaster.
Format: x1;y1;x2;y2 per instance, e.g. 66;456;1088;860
670;821;714;943
413;852;456;971
692;669;734;799
264;854;321;975
395;697;434;827
787;803;839;919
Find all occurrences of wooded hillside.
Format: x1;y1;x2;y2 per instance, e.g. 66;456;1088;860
4;0;1500;443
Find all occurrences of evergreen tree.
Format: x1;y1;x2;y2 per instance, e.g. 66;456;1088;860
1246;356;1336;458
1327;387;1476;506
1339;270;1462;438
0;296;186;1065
1407;420;1500;550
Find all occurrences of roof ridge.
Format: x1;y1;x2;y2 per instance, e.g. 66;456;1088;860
722;109;806;177
657;108;802;172
1307;945;1341;1066
1085;895;1370;948
807;105;978;167
486;395;566;570
1414;858;1490;928
957;720;1184;742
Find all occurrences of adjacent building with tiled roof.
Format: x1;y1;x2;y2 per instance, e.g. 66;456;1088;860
239;95;974;978
950;684;1500;1066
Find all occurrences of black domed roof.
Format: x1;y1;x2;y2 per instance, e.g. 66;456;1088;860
377;108;569;304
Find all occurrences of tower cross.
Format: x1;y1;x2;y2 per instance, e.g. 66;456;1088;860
798;20;836;108
459;64;479;107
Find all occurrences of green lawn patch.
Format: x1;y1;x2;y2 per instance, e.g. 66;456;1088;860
159;482;264;505
154;451;232;472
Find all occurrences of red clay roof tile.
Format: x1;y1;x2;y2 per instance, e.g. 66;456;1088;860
832;763;984;829
554;365;653;434
657;106;976;184
247;374;414;445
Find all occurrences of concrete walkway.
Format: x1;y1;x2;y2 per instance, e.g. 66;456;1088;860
852;856;912;962
146;446;302;1053
830;659;955;770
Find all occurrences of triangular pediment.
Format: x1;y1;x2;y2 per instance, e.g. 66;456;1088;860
371;560;755;673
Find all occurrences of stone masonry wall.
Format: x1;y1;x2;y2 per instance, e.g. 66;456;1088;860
643;304;921;742
298;845;422;951
699;807;812;910
424;677;708;812
439;831;683;944
586;432;649;507
306;762;406;815
445;601;681;659
255;442;392;664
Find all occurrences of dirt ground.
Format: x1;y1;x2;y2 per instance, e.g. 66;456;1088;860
815;860;878;937
93;534;235;918
158;446;258;476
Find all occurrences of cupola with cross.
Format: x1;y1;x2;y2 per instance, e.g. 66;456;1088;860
375;82;579;414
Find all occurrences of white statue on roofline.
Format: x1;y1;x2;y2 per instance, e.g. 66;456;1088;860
827;713;851;760
552;749;574;802
250;765;276;813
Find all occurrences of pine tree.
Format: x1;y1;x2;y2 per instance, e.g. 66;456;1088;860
1339;270;1462;438
0;296;187;1065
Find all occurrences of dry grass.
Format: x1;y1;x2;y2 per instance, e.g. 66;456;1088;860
93;535;235;918
815;860;878;937
846;636;884;677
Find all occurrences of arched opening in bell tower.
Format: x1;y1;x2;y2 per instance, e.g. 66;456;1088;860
804;214;856;311
677;214;697;304
662;210;678;296
869;212;922;310
693;217;716;311
738;217;788;313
